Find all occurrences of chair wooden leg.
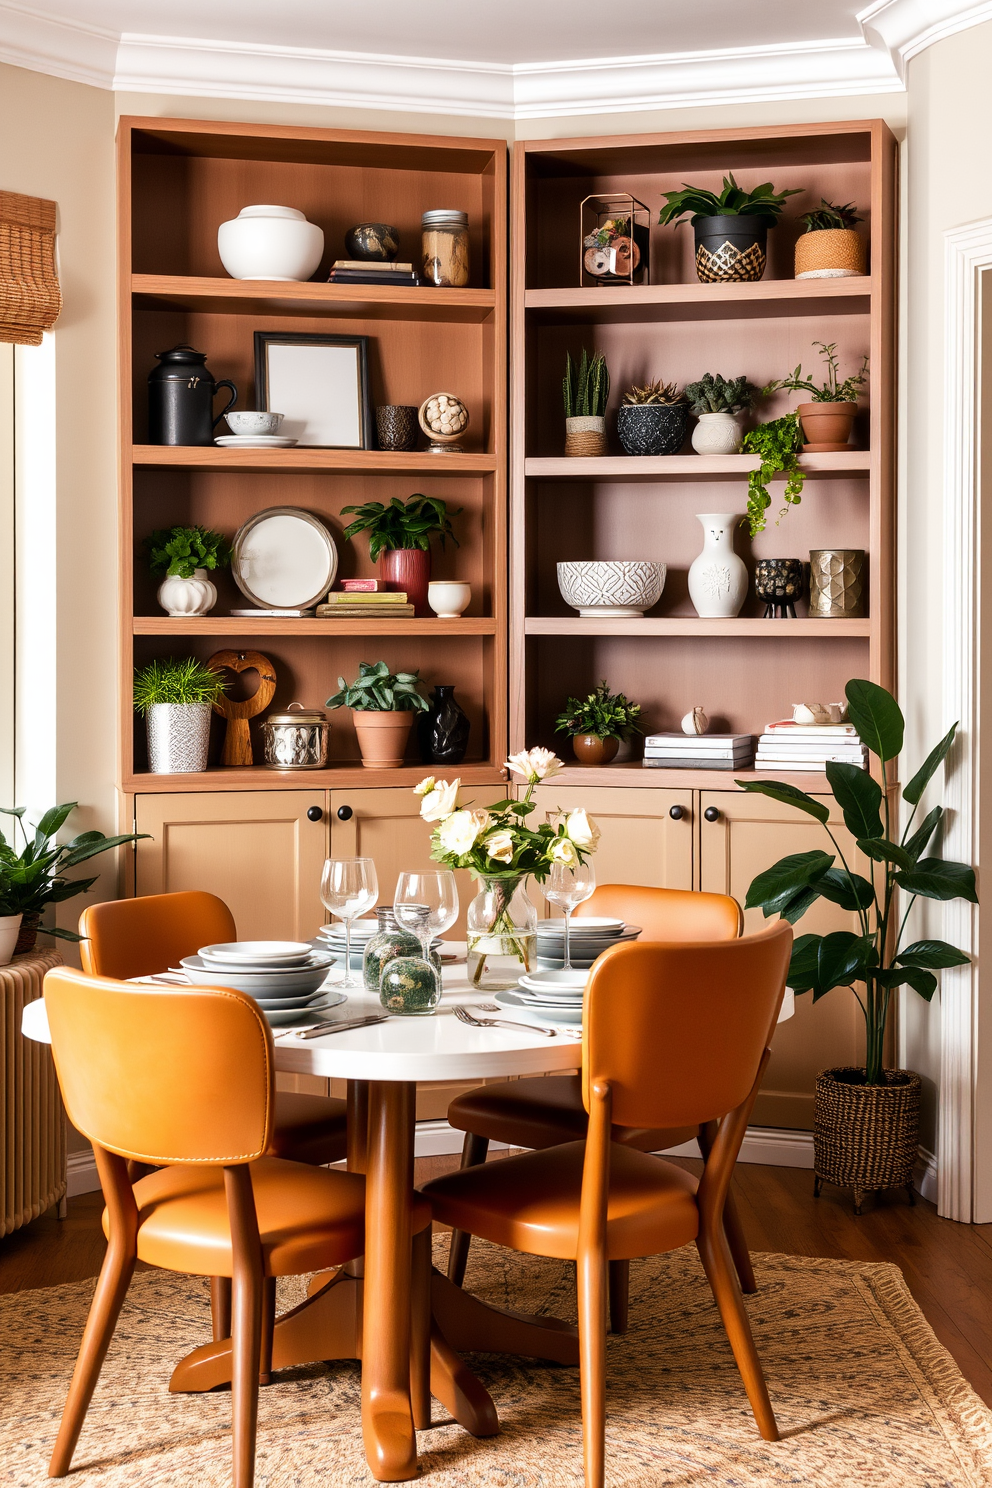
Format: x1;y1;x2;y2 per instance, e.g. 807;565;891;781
607;1260;629;1334
696;1228;778;1442
698;1121;755;1294
211;1277;233;1342
259;1277;276;1386
410;1227;432;1430
446;1132;489;1286
226;1168;264;1488
577;1248;608;1488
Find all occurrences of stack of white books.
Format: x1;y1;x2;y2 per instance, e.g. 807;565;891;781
755;720;867;772
643;733;756;770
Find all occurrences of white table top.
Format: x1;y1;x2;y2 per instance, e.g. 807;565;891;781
20;947;793;1085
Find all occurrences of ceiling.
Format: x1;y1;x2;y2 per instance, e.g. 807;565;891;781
0;0;987;117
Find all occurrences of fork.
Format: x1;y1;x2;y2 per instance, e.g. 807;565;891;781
454;1005;557;1038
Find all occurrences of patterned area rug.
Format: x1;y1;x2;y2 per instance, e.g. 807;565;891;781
2;1237;991;1486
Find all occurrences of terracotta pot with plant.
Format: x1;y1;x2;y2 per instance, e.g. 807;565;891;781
341;495;461;616
684;372;757;455
563;350;610;456
658;172;802;283
764;340;869;452
555;680;642;766
327;661;429;769
795;199;866;279
740;678;976;1214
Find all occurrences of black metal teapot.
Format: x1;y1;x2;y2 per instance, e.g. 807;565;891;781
148;345;237;446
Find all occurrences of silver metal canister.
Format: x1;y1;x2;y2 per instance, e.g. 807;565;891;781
261;702;329;770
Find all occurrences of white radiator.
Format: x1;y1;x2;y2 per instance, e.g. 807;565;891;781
1;949;65;1236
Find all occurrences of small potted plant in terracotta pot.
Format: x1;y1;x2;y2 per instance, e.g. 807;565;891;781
327;661;429;769
554;679;642;766
658;172;802;283
563;349;610;456
144;524;231;617
341;495;461;617
794;199;866;279
684;372;756;455
764;341;869;451
616;379;686;456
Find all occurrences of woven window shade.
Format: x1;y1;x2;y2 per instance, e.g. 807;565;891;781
0;191;61;346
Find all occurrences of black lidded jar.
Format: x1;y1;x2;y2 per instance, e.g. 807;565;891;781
148;344;238;446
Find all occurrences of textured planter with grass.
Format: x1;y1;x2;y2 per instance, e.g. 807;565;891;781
134;657;227;775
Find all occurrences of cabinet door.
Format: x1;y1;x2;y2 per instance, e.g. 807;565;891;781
699;789;867;1131
530;785;694;900
134;791;328;941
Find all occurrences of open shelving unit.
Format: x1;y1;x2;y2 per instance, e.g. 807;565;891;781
510;121;896;782
119;117;507;794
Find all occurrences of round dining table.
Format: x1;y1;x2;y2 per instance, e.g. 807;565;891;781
22;952;794;1483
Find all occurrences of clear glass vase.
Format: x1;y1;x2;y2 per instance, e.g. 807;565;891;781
466;875;537;991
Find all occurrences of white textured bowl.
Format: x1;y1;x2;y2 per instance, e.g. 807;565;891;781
225;410;284;436
428;581;471;618
217;205;324;282
557;560;665;617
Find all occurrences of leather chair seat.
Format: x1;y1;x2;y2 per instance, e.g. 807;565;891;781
112;1158;431;1276
447;1074;698;1153
425;1141;700;1261
268;1092;348;1164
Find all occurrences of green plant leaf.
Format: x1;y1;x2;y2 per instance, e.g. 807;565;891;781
896;939;970;969
844;679;904;762
787;933;822;992
32;803;77;845
778;883;825;924
733;779;829;823
874;966;938;1000
815;867;875;911
817;930;873;990
60;833;150;868
857;837;914;871
904;804;942;863
824;760;883;840
744;850;834;914
903;722;957;806
894;859;978;903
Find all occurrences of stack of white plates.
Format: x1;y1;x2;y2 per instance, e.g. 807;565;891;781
316;919;441;970
535;917;641;969
496;969;589;1027
181;941;344;1026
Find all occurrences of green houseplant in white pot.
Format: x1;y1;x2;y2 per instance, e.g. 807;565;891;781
327;661;429;769
145;525;231;617
684;372;756;455
739;678;976;1213
134;657;227;774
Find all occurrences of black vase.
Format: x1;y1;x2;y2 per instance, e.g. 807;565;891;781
419;685;470;765
616;402;687;456
693;214;769;283
754;558;804;618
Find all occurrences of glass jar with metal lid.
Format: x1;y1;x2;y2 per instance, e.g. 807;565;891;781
261;702;329;770
421;210;470;288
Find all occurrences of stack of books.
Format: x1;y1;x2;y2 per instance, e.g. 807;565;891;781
755;720;867;771
327;260;421;287
316;590;414;619
643;733;756;770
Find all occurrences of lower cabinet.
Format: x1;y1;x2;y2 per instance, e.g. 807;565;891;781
530;785;694;896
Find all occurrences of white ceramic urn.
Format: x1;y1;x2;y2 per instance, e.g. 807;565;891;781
687;513;748;619
157;568;217;617
217;205;324;282
0;912;22;967
691;411;744;455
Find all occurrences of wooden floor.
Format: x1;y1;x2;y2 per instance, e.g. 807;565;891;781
3;1154;992;1408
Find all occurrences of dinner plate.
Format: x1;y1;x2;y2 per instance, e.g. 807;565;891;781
515;988;583;1008
537;924;640;942
262;991;347;1026
495;988;582;1027
538;917;624;934
215;434;298;448
317;919;380;939
253;987;342;1010
199;940;315;966
232;507;338;610
180;954;333;996
520;969;590;990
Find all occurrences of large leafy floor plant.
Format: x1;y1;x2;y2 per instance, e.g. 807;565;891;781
739;679;976;1085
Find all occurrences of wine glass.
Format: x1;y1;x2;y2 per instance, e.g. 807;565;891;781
394;870;459;962
542;860;596;971
321;858;379;989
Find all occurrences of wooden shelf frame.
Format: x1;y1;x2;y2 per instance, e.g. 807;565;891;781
119;116;508;792
509;119;897;777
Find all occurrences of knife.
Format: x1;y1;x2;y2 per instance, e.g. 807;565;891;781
282;1013;390;1040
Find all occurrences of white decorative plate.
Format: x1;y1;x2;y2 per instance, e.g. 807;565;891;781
232;507;338;610
215;434;298;448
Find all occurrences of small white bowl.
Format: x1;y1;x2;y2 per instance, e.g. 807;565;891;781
225;410;284;437
557;560;665;618
428;581;471;619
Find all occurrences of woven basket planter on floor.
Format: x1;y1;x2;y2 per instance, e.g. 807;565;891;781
814;1065;922;1213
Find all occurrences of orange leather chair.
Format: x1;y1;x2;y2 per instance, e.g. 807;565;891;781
43;966;432;1487
445;884;751;1323
425;922;793;1488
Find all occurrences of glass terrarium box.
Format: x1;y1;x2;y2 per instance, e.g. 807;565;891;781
580;194;650;287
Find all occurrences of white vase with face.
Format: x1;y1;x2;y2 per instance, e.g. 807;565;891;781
687;513;748;619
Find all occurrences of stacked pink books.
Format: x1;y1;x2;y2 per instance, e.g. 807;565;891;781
755;720;867;772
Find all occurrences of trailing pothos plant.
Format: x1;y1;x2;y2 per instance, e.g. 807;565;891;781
740;412;805;536
738;679;977;1086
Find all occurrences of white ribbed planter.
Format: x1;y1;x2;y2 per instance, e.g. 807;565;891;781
146;703;211;773
0;913;22;967
157;568;217;618
691;411;744;455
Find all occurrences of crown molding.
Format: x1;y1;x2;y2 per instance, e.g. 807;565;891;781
0;0;988;118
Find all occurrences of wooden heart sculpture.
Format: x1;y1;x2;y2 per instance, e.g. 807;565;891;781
207;649;277;767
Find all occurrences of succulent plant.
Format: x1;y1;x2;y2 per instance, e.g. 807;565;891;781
684;373;756;416
621;379;683;406
563;351;610;419
799;199;864;233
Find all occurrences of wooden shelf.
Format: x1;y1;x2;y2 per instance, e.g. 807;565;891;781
122;762;506;794
524;277;872;325
132;445;497;475
525;451;870;481
549;761;831;789
131;274;497;324
134;616;497;637
524;616;870;638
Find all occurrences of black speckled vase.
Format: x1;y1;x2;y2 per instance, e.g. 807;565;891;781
754;558;804;618
616;402;687;456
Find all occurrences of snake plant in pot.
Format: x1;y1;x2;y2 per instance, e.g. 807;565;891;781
738;679;976;1213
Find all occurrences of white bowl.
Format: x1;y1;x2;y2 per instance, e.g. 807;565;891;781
199;940;313;965
557;561;665;618
218;205;324;282
428;581;471;619
225;411;284;437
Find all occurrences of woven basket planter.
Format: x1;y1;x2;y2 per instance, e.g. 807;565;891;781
564;416;607;457
795;228;866;279
814;1066;922;1213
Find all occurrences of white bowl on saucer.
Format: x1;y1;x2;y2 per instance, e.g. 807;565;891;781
225;411;284;437
199;940;314;965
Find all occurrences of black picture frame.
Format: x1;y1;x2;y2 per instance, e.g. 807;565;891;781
253;331;372;449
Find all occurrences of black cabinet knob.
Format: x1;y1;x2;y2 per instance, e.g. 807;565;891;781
336;805;354;821
669;805;685;821
704;806;721;823
306;806;323;822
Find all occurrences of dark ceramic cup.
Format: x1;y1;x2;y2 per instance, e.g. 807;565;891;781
375;405;418;451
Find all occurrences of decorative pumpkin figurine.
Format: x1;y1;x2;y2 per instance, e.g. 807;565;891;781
681;706;709;736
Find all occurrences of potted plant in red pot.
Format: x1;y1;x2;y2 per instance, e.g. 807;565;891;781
764;341;869;452
341;494;461;616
